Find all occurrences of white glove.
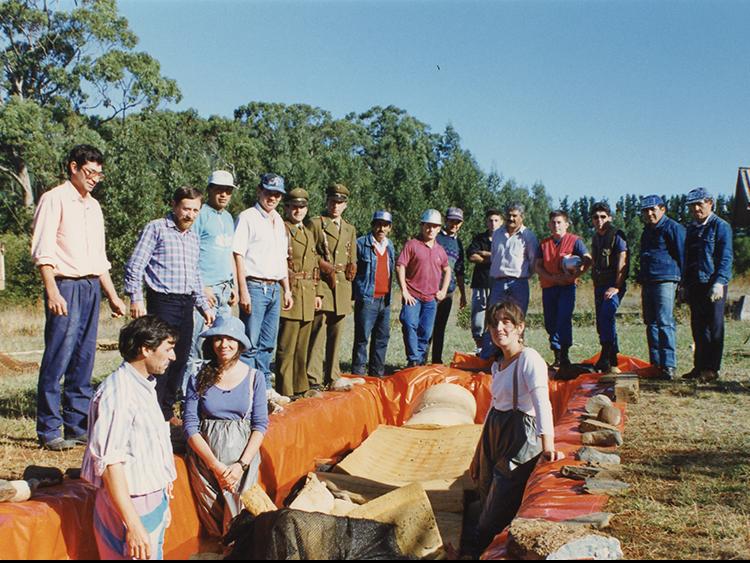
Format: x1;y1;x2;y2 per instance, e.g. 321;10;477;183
710;283;724;302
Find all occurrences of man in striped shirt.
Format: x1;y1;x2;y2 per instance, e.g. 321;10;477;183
124;187;215;422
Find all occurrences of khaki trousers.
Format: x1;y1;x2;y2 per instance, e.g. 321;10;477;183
307;311;346;386
275;318;313;396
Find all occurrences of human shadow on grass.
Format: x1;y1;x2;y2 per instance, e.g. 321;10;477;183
0;387;37;418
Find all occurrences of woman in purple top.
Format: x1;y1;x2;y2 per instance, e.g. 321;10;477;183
183;316;268;537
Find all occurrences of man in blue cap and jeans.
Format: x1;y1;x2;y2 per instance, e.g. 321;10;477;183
638;194;686;380
233;173;294;407
351;210;395;376
682;187;733;382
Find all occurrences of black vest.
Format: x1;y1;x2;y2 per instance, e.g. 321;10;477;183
592;224;628;287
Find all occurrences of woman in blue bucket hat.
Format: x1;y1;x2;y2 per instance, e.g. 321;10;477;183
183;316;269;537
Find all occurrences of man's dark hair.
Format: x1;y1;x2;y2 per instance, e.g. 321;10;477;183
485;208;502;218
591;202;612;216
172;186;203;204
66;145;104;175
119;316;179;362
549;210;570;222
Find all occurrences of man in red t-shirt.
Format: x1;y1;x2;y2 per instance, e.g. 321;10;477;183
534;210;592;368
396;210;451;367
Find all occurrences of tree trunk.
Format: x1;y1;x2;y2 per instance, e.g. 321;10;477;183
18;162;33;208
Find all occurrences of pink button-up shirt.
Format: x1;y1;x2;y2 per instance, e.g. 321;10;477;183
31;181;111;277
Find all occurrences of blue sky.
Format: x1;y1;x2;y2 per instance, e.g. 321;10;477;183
119;0;750;202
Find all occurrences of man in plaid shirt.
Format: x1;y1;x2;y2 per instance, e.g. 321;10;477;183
125;186;215;423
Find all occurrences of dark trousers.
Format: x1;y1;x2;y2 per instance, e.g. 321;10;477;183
147;289;194;420
37;278;101;444
542;285;576;351
688;282;726;372
430;293;454;364
351;297;391;376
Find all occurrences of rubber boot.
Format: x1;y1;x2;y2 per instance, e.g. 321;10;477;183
560;347;572;368
594;343;611;373
551;349;561;368
609;344;621;374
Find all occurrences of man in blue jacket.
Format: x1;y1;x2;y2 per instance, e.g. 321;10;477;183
682;188;733;382
638;195;686;380
351;211;395;376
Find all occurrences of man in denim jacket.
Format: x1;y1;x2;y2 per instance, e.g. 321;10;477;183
682;188;733;382
638;195;686;381
351;211;396;376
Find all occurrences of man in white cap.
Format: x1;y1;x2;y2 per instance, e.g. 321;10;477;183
682;187;733;382
351;210;396;377
233;173;294;406
396;209;451;367
187;170;239;387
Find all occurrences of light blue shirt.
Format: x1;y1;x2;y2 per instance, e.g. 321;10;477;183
194;204;235;286
489;225;540;279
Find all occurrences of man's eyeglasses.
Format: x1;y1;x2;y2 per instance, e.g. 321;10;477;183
81;167;105;181
592;214;609;220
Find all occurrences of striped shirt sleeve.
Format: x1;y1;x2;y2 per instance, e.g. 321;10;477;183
124;222;159;303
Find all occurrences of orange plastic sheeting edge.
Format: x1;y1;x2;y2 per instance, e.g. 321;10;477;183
481;360;632;560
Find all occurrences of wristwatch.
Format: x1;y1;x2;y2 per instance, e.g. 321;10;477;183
237;460;249;472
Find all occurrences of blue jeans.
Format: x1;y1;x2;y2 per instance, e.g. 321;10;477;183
185;280;234;392
400;298;437;364
471;288;491;342
479;277;530;359
542;285;576;351
352;297;391;376
37;277;101;444
594;285;625;349
642;281;678;369
239;280;281;389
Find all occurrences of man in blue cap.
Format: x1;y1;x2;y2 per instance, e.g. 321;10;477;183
233;173;294;407
637;194;686;380
682;187;733;382
351;210;396;376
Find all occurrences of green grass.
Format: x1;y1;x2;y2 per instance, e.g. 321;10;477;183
1;280;749;558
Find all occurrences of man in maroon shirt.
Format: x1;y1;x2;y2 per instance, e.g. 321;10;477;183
396;209;451;367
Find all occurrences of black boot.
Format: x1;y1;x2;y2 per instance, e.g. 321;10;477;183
609;344;621;374
551;349;561;368
594;343;611;373
560;347;572;368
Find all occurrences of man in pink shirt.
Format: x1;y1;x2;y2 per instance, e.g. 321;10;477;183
396;209;451;367
31;145;127;451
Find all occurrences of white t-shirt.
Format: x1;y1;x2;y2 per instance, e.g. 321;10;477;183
490;347;554;437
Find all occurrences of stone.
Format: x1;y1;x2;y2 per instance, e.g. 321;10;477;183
582;429;623;447
575;447;621;466
23;465;63;487
735;295;750;321
560;465;605;480
289;473;336;514
615;378;639;403
579;419;620;433
331;377;366;391
585;394;613;415
404;383;476;427
583;478;631;496
562;512;613;529
508;518;621;560
240;483;277;516
547;534;623;559
0;479;36;502
597;405;622;426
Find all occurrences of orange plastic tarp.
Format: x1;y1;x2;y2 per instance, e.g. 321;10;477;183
0;356;637;560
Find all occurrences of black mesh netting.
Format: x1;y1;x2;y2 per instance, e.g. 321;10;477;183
223;508;413;560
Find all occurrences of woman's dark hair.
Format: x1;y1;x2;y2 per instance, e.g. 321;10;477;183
485;300;526;343
172;186;203;204
119;316;179;362
195;336;244;396
66;145;104;175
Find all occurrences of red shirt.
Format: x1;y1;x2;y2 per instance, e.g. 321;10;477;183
396;238;449;301
374;246;390;298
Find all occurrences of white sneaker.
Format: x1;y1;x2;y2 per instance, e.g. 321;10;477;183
267;388;291;405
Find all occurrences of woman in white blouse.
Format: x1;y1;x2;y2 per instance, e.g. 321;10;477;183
470;300;565;553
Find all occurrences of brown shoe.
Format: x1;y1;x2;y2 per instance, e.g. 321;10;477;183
682;368;700;380
699;369;719;383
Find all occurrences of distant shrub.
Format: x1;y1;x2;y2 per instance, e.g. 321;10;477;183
0;234;38;305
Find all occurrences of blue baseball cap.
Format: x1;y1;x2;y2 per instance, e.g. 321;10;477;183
372;210;392;223
686;187;713;204
260;173;286;194
200;316;251;351
640;194;665;210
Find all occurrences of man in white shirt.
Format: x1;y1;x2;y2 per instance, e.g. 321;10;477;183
233;173;293;405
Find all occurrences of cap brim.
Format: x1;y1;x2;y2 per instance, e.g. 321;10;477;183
288;199;308;205
329;195;347;202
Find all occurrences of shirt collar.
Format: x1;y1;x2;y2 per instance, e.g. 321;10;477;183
696;212;714;226
122;361;158;391
440;229;457;239
64;180;91;203
254;202;279;220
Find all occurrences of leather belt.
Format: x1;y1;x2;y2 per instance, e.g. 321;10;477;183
247;276;279;285
291;272;313;280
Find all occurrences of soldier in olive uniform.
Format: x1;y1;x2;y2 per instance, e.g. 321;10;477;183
307;183;358;386
275;189;323;398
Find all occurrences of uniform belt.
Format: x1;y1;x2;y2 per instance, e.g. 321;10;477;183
334;265;346;273
247;276;279;285
291;272;313;280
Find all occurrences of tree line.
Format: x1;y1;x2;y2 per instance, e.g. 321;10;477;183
0;1;745;303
